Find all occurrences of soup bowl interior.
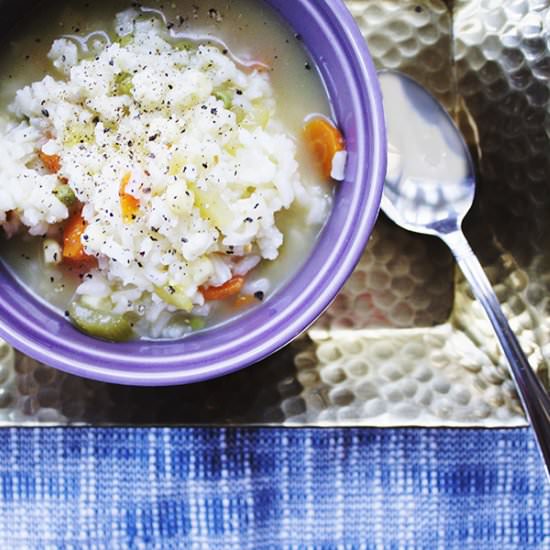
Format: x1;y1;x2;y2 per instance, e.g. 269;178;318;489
0;0;386;385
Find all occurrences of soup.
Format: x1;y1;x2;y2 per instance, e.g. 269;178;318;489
0;0;346;341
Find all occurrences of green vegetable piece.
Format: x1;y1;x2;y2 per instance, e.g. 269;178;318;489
118;34;134;47
175;40;194;51
154;285;193;312
188;181;233;230
214;90;232;109
189;317;206;331
53;184;77;207
68;301;134;342
235;108;246;124
64;122;95;147
114;72;133;96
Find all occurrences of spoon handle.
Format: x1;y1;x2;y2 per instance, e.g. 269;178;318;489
443;230;550;480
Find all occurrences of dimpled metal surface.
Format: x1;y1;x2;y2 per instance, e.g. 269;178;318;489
1;0;549;426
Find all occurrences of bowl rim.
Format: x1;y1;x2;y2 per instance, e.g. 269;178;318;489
0;0;386;386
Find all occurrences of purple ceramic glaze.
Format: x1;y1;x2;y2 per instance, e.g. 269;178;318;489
0;0;386;386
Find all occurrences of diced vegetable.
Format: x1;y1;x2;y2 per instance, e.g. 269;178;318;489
53;183;77;207
235;108;246;124
175;40;194;51
63;211;95;264
43;238;62;265
118;34;134;47
63;122;96;147
188;182;232;229
168;151;186;176
154;285;193;312
303;117;345;179
114;72;133;95
200;276;245;301
68;300;134;342
39;151;61;173
214;90;232;109
251;104;271;128
119;172;140;223
189;317;206;331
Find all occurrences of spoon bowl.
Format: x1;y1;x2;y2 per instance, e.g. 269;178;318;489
380;71;475;236
379;70;550;480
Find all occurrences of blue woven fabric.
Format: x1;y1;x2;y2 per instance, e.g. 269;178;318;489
0;428;548;549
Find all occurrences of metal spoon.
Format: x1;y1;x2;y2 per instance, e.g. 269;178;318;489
378;70;550;478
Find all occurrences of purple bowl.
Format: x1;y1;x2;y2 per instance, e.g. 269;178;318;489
0;0;386;386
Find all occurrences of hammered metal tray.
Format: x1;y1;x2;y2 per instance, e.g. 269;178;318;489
1;0;549;426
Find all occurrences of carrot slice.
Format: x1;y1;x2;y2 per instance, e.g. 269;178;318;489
119;172;140;223
200;276;245;301
303;117;345;179
63;210;95;264
39;151;61;173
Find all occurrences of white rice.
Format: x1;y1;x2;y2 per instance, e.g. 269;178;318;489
0;10;330;325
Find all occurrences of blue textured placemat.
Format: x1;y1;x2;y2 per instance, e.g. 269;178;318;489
0;428;548;549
